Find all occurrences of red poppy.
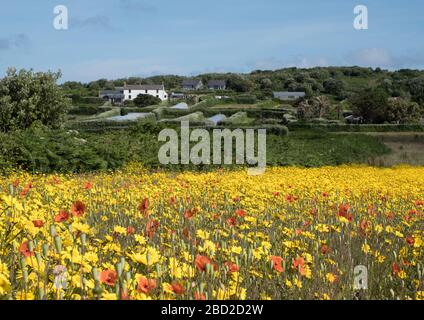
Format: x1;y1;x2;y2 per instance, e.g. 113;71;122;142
99;270;118;286
284;195;297;203
225;262;240;273
322;192;329;198
415;200;423;207
169;196;176;206
310;208;318;216
12;179;20;187
19;241;34;257
184;208;198;219
55;210;70;223
226;217;237;227
406;236;415;246
386;211;395;220
171;282;185;295
195;255;216;272
127;226;135;235
32;220;44;228
272;192;280;197
137;277;157;294
138;198;150;216
321;244;329;255
391;262;401;275
145;219;159;239
303;220;312;227
269;256;284;273
84;182;93;190
235;209;246;217
292;256;305;269
71;201;86;217
338;204;353;221
120;290;131;300
194;292;206;300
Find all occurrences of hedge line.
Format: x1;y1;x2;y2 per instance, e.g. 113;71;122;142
287;123;424;132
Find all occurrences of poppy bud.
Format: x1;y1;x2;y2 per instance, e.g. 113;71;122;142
115;262;124;277
54;236;62;253
42;243;49;257
80;233;87;245
125;271;131;284
50;225;56;237
28;240;34;253
92;267;99;281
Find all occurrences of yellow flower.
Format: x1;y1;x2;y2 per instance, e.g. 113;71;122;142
0;274;11;296
113;226;127;235
129;247;160;266
362;243;372;255
326;273;337;284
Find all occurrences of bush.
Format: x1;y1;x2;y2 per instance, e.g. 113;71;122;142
235;94;257;104
0;68;70;132
68;106;111;116
133;94;162;107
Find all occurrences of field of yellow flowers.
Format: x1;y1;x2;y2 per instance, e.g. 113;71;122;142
0;164;423;300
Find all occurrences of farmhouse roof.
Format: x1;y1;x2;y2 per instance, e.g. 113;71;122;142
123;84;165;91
273;91;306;97
182;79;202;86
208;80;227;86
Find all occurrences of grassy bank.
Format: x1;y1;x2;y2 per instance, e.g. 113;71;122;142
0;126;390;174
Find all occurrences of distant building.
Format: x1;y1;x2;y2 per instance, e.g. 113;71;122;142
273;92;306;101
123;84;168;101
208;80;227;90
170;92;186;100
182;79;203;90
99;89;124;104
100;84;168;103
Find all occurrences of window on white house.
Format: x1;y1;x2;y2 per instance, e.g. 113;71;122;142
129;95;132;99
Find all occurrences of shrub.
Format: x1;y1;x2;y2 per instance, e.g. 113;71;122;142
235;94;257;104
133;94;162;107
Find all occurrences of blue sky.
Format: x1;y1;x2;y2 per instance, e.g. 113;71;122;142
0;0;423;82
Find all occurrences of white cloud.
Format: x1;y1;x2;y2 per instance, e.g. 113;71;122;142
348;48;394;68
65;58;186;82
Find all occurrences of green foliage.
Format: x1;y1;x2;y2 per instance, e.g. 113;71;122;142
133;94;161;107
235;94;257;104
349;88;389;123
0;126;390;173
386;98;422;124
408;77;424;105
0;68;70;132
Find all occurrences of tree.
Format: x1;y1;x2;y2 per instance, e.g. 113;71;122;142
349;88;389;123
297;96;330;120
386;98;422;124
408;77;424;105
0;68;70;132
323;78;345;96
227;76;254;93
133;94;161;107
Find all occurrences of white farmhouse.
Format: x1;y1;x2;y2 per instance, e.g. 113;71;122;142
123;84;168;101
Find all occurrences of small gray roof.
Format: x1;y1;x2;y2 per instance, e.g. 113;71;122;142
208;80;226;86
274;92;306;99
182;79;202;86
273;91;306;97
124;84;164;90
